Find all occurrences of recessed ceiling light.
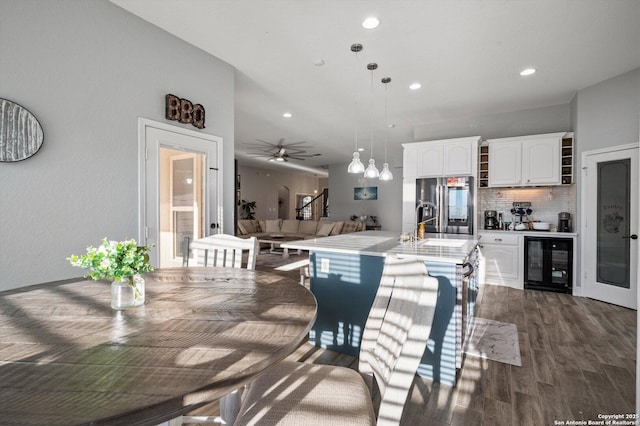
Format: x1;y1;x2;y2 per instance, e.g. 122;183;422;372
409;82;422;90
282;112;292;118
362;17;380;29
520;68;536;76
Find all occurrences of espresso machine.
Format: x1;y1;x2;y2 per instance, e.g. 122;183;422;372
558;212;572;232
484;210;497;230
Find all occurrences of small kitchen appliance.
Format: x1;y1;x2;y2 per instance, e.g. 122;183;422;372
558;212;572;232
510;202;533;228
484;210;497;230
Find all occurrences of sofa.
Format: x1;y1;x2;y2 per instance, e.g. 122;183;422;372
236;219;364;240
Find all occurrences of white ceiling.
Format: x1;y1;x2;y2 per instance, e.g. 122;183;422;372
112;0;640;175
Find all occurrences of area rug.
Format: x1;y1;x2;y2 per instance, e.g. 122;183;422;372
464;317;522;367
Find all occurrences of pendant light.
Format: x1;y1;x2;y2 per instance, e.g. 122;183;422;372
378;77;393;181
347;43;365;174
363;62;379;178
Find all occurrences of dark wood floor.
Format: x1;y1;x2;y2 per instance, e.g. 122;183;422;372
185;265;637;425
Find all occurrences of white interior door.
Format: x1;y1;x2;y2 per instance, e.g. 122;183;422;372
582;144;638;309
139;119;222;267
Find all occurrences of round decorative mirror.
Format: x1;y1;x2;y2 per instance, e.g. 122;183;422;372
0;98;44;162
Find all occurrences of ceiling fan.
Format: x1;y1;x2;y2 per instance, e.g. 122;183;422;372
247;139;321;162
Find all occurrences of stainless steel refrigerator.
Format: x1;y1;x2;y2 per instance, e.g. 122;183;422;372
415;176;474;234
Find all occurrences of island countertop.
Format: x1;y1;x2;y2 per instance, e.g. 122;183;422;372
282;230;478;264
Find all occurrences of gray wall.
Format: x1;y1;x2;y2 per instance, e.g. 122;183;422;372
575;69;640;154
414;103;572;141
328;163;403;232
237;165;324;220
573;68;640;229
0;0;235;290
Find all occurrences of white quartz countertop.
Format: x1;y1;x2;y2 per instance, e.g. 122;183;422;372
282;231;478;264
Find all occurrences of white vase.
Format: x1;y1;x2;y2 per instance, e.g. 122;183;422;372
111;275;145;309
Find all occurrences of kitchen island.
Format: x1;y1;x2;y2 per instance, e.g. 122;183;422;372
282;231;479;386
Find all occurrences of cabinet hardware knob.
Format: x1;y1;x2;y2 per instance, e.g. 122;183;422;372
495;238;502;242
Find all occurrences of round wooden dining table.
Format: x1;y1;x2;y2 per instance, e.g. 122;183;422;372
0;267;317;425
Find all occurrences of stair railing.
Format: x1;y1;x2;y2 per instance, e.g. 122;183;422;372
295;188;328;220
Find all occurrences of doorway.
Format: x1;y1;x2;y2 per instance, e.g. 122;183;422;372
278;186;290;219
296;193;314;220
159;150;204;267
581;143;638;309
138;119;223;267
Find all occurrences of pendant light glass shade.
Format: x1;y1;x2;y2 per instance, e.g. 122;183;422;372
348;151;365;173
379;162;393;180
364;158;379;178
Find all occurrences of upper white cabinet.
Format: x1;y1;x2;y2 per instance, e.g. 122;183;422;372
522;137;561;184
402;143;419;178
417;143;444;176
403;136;480;178
443;141;475;176
487;133;565;187
488;141;522;186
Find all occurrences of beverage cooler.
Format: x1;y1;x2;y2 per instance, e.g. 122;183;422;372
524;236;573;294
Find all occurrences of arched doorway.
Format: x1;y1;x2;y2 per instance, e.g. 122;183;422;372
278;186;290;219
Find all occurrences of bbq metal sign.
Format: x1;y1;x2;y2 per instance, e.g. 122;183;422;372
165;94;205;129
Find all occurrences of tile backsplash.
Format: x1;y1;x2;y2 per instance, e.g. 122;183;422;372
478;186;576;228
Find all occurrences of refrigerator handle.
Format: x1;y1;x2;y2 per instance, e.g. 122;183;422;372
438;184;446;232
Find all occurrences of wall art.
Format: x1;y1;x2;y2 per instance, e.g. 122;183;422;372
0;98;44;162
354;186;378;200
165;94;205;129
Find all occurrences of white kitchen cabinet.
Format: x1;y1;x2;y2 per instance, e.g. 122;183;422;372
404;136;480;178
522;137;561;185
402;143;418;178
478;232;523;289
443;141;474;176
402;177;417;232
417;143;444;177
487;132;565;187
488;141;521;186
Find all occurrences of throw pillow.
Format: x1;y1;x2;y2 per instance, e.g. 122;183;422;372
329;221;344;235
242;220;256;234
237;222;248;235
341;221;360;233
281;219;299;233
299;220;318;234
265;219;281;233
317;222;334;236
